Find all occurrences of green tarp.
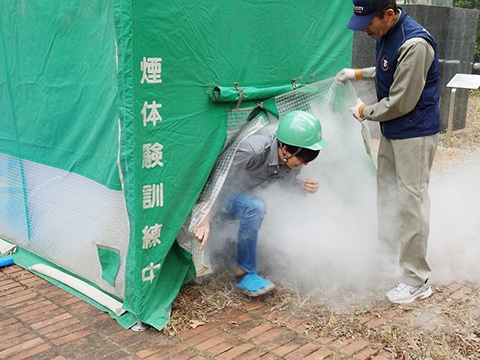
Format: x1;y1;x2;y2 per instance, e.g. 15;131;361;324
0;0;353;330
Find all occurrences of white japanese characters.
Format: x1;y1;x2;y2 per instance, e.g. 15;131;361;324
141;100;162;127
142;223;163;250
140;57;162;84
142;183;164;209
142;142;164;169
139;56;165;285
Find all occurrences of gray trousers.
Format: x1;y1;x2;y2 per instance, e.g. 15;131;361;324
377;133;439;287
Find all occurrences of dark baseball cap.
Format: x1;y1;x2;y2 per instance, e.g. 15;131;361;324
347;0;391;31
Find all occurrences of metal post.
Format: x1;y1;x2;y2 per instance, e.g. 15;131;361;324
446;87;456;147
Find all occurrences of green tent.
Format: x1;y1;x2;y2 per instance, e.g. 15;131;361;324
0;1;353;330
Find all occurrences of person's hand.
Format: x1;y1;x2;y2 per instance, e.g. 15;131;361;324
335;68;362;84
302;178;319;194
350;98;366;121
192;214;210;250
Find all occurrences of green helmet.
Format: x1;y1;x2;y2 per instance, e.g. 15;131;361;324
275;110;328;150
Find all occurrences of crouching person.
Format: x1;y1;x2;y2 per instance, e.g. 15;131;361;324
193;110;328;297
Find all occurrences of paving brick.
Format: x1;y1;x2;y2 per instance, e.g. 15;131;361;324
354;346;381;359
44;321;91;341
193;333;229;351
214;342;255;360
213;309;252;328
289;320;308;334
38;287;67;299
0;279;22;292
329;339;348;351
255;353;279;360
12;298;53;316
0;331;37;351
260;331;297;352
28;310;73;329
0;337;47;359
97;351;135;360
450;285;472;300
9;342;52;360
271;337;309;357
241;321;273;340
63;299;95;316
16;302;59;320
176;323;216;341
250;326;287;345
56;293;83;307
3;265;24;276
89;317;125;336
16;273;39;285
227;318;263;336
0;323;31;345
0;316;16;328
51;327;97;346
108;327;156;347
57;332;122;359
137;342;187;359
76;308;109;327
36;316;81;336
203;339;241;357
302;346;334;359
284;342;320;359
381;309;398;320
182;326;223;346
127;334;180;357
1;290;37;308
19;349;66;360
446;282;463;293
341;339;370;355
165;349;198;360
79;308;111;324
240;300;264;312
316;336;336;345
233;347;269;359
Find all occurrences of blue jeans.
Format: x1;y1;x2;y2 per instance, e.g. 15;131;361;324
222;193;266;274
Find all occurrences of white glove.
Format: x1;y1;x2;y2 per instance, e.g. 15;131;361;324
335;68;362;84
350;98;366;121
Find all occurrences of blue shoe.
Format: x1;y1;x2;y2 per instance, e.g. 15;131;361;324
235;273;275;297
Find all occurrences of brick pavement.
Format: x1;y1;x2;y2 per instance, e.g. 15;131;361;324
0;264;476;359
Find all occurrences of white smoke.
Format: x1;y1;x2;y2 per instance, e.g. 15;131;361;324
204;81;480;304
429;148;480;284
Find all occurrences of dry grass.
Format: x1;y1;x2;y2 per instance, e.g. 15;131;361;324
167;272;480;358
435;90;480;167
442;90;480;149
166;92;480;358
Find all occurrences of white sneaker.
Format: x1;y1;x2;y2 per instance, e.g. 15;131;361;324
386;282;432;304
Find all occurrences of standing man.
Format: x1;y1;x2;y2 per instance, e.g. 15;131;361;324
193;110;327;297
337;0;440;304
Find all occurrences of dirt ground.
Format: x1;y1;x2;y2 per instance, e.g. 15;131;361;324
167;91;480;359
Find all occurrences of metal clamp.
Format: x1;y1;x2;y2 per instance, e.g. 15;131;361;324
234;82;244;108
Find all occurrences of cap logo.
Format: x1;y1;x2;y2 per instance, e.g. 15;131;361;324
354;5;364;14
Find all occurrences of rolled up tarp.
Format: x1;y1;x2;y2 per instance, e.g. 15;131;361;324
209;83;306;103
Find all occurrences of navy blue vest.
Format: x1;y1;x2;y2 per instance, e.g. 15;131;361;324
375;11;440;139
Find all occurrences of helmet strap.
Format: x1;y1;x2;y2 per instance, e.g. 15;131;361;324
279;142;301;164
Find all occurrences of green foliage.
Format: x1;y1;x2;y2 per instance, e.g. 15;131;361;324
454;0;480;57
